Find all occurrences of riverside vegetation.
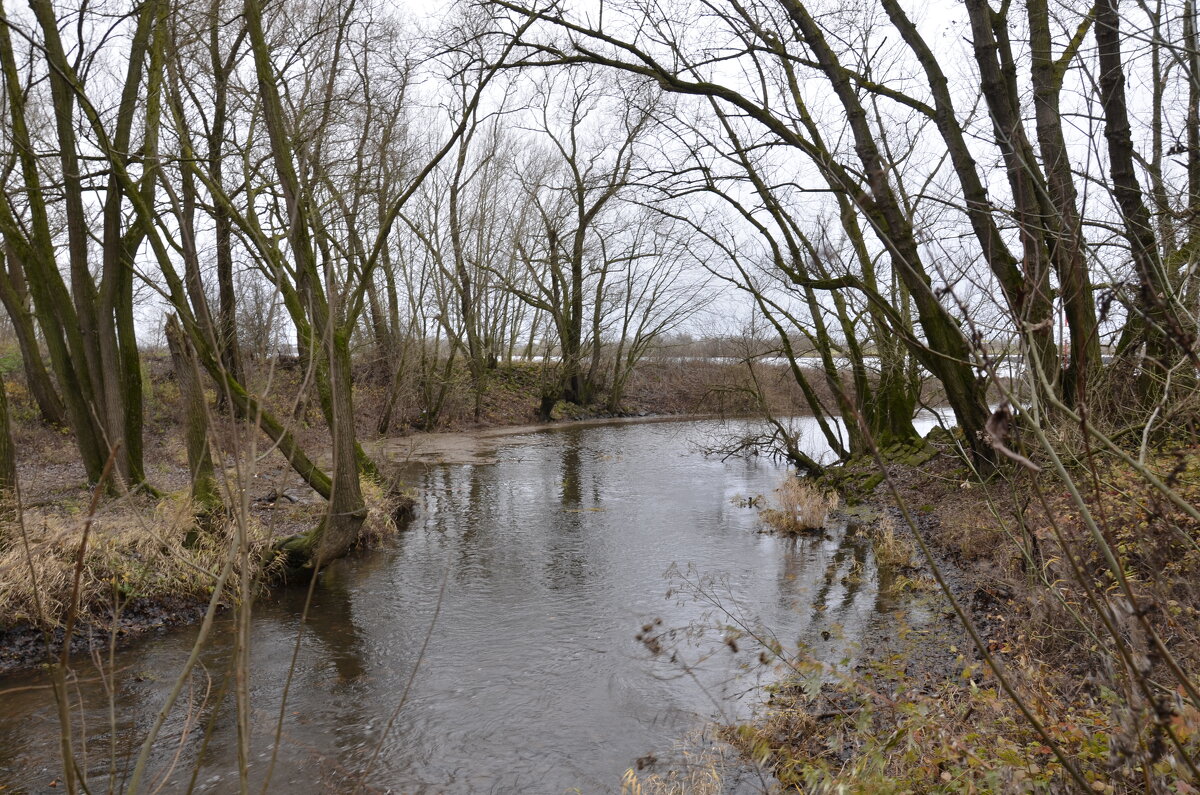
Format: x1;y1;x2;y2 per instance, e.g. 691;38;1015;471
2;0;1200;791
634;428;1200;793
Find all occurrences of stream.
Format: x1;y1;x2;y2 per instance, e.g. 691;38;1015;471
0;417;945;793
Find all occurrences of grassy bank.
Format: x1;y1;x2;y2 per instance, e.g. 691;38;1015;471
712;434;1200;792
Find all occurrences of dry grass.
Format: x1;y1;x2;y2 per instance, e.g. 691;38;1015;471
734;443;1200;792
0;470;411;632
868;514;916;570
870;516;934;596
359;476;416;546
759;475;839;534
620;764;722;795
618;733;732;795
724;629;1199;792
0;496;281;629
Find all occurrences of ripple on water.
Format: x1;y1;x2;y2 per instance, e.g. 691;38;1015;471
0;418;924;793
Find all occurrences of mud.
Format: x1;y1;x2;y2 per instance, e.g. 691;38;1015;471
0;595;212;676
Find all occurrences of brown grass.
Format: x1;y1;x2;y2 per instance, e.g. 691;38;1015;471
732;439;1200;792
0;498;276;629
725;652;1151;792
0;472;407;632
759;475;839;534
618;731;730;795
868;514;915;570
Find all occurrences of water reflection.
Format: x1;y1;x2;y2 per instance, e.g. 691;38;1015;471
811;531;871;615
0;418;928;793
560;432;582;506
308;566;368;685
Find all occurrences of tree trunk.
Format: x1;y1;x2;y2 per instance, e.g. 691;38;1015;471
0;4;111;483
0;373;16;545
313;329;368;565
0;246;66;426
207;11;245;394
0;374;17;502
1096;0;1181;379
165;314;220;513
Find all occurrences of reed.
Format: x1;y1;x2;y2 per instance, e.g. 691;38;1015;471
758;475;838;535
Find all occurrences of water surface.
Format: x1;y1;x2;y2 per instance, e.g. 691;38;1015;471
0;418;928;793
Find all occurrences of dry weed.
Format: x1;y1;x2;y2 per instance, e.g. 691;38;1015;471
619;733;731;795
759;475;838;534
0;496;280;628
358;476;415;546
726;649;1178;792
869;515;916;570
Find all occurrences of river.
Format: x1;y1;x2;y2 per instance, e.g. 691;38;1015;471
0;417;945;793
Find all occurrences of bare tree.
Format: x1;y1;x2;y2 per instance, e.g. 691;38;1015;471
0;0;168;487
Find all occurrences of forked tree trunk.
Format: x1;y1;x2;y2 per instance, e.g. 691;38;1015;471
0;246;67;427
244;0;369;565
1025;0;1100;404
884;0;1062;402
782;0;994;465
